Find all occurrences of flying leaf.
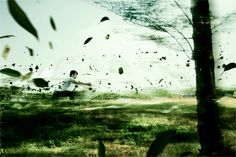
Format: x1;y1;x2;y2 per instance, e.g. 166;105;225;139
100;16;109;22
162;56;166;60
21;71;33;80
223;62;236;73
131;85;134;89
49;41;53;49
35;65;39;71
118;67;124;74
49;16;57;31
0;35;15;39
26;46;34;56
105;34;110;40
7;0;39;40
159;78;164;84
32;78;49;87
2;45;10;60
83;37;93;45
0;68;21;77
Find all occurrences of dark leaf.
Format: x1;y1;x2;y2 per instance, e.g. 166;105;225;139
83;37;93;45
118;67;124;74
50;16;57;31
105;34;110;40
7;0;39;40
223;62;236;72
35;65;39;70
100;16;110;22
131;85;134;89
0;35;15;39
26;46;34;56
162;56;166;60
32;78;49;87
0;68;21;77
159;78;164;84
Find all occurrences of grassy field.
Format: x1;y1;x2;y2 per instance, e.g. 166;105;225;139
0;88;235;156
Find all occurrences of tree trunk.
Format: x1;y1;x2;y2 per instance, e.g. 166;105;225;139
191;0;223;155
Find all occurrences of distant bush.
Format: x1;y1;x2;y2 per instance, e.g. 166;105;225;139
91;92;125;100
75;90;87;99
0;86;22;100
216;88;236;98
181;88;196;97
149;89;177;97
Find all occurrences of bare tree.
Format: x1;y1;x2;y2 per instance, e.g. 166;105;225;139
90;0;234;155
191;0;223;155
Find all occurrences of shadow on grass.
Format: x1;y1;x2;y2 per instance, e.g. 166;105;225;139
219;106;236;130
1;96;235;156
1;101;131;149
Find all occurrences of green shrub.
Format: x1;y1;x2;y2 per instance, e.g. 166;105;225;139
0;86;22;101
91;92;125;100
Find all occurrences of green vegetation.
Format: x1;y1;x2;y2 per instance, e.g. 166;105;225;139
90;88;178;100
0;88;235;156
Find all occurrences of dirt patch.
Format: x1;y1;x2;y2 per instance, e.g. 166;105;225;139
83;96;235;110
217;96;236;108
107;97;197;105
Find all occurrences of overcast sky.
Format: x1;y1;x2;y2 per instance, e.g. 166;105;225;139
0;0;235;93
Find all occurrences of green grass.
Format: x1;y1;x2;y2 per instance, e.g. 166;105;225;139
0;89;235;157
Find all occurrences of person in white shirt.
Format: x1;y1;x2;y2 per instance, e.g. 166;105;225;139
52;70;91;100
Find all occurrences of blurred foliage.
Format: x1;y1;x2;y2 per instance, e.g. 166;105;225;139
91;92;126;100
148;89;177;97
216;88;236;98
0;86;22;100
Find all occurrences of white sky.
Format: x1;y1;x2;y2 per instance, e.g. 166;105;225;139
0;0;235;93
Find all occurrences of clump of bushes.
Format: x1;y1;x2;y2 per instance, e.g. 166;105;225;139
0;86;22;101
91;92;125;100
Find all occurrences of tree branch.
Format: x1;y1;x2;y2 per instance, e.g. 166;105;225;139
212;12;236;34
173;0;193;26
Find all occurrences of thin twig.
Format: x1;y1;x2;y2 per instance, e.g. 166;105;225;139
212;12;236;34
173;0;193;26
